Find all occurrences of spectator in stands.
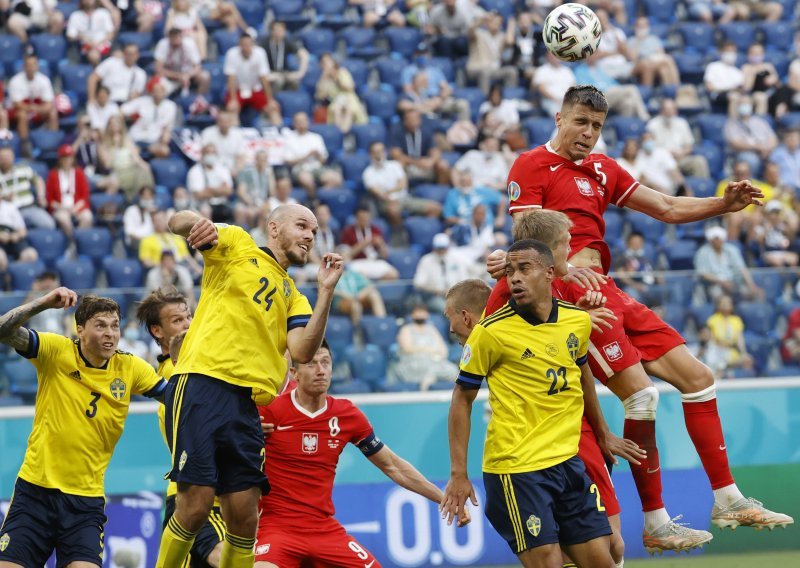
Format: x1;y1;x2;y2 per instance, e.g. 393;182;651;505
704;41;744;114
6;53;58;151
771;128;800;190
614;231;662;305
165;0;208;59
477;85;524;146
224;32;281;124
646;97;709;179
99;114;155;200
724;94;778;177
134;0;167;34
635;132;690;197
247;204;270;247
526;0;558;25
454;133;513;191
573;53;651;120
45;144;93;240
0;85;8;131
362;141;441;239
716;160;773;240
282;111;343;198
88;44;147;106
593;9;634;81
443;164;505;228
154;27;210;97
190;0;249;34
532;51;576;117
350;0;406;28
172;186;191;211
339;206;399;281
235;149;275;227
388;109;449;185
315;53;368;134
145;250;196;305
0;146;54;230
504;12;536;80
628;16;680;87
333;268;387;329
201;110;246;177
390;304;458;390
413;232;470;312
4;0;64;42
450;202;507;271
120;77;177;159
187;143;234;222
788;48;800;113
749;200;799;267
427;0;469;59
266;176;297;212
583;0;627;25
0;192;38;273
466;10;517;96
25;271;66;335
730;0;783;22
86;85;120;133
397;70;470;122
781;306;800;365
705;294;754;377
123;185;156;252
616;137;642;179
118;321;152;362
260;20;310;92
686;0;735;23
139;209;200;275
71;115;119;200
694;225;763;301
741;43;781;116
399;42;457;101
66;0;116;65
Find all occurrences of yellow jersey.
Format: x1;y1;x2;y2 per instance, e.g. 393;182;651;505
174;225;312;404
17;330;166;497
156;355;179;498
139;233;192;266
457;299;591;474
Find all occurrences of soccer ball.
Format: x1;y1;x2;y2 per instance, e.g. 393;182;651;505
542;3;603;62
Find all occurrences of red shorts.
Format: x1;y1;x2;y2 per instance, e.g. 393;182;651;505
555;274;684;383
578;417;621;517
7;98;48;123
225;88;268;111
255;516;380;568
80;41;111;56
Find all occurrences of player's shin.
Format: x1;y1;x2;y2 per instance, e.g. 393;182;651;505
156;516;198;568
219;531;256;568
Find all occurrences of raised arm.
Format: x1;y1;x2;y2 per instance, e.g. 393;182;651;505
368;445;444;505
441;384;479;526
168;210;219;249
0;288;78;351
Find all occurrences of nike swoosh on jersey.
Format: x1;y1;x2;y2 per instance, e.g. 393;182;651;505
364;562;375;568
276;425;294;431
549;164;563;171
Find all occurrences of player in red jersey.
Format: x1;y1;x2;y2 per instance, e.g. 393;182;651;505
254;340;468;568
490;85;793;553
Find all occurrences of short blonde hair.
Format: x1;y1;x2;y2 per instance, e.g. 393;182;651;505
446;279;492;317
512;210;572;249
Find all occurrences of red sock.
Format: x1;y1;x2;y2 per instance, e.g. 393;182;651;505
682;398;734;490
624;418;664;512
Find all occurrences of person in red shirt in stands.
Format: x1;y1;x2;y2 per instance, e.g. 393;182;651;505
45;144;93;240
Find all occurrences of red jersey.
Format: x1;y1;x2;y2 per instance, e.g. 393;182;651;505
258;391;382;527
506;143;639;274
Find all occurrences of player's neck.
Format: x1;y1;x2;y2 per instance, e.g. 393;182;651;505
515;296;554;323
79;343;109;369
264;242;290;269
294;388;327;413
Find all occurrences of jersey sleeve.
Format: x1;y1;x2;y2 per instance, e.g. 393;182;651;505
200;224;245;262
607;157;641;208
576;312;591;367
456;324;499;389
506;153;543;214
287;284;312;331
130;355;168;398
16;331;67;363
349;404;384;457
485;279;511;316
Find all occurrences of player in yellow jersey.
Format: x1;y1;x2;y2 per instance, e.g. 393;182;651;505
0;290;167;568
441;240;616;568
156;205;343;568
136;288;226;568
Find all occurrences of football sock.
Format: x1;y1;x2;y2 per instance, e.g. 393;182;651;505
219;531;256;568
713;484;746;508
623;418;664;513
616;561;624;568
682;386;735;491
155;516;196;568
643;508;671;533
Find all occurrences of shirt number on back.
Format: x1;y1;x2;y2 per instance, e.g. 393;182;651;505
546;367;570;395
253;277;277;311
86;391;101;418
593;163;607;186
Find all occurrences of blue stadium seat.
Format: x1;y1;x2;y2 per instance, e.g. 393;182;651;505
642;0;678;23
313;0;350;29
317;188;357;226
694;114;729;148
664;239;698;270
524;117;554;147
677;22;714;53
603;209;625;245
0;396;24;407
117;31;153;52
150;159;188;188
0;292;27;316
56;259;96;290
331;379;374;394
29;129;65;161
379;382;418;392
346;344;387;385
778;0;796;21
693;143;724;174
6;359;38;402
8;261;46;291
362;89;398;124
428;380;455;391
26;229;67;268
675;219;707;242
718;22;756;52
341;58;369;88
627;211;666;243
405;216;444;253
384;27;422;58
338;151;371;184
73;228;113;268
765;51;790;79
672;52;706;85
503;86;529;101
662;304;687;333
374;56;408;91
301;58;321;94
760;21;795;52
691;302;715;328
452;87;485;121
297;285;317;307
685;176;715;199
309;124;343;155
340;27;383;59
429;57;456;83
744;333;776;373
413;184;449;203
213;29;241;56
274;90;313;120
608;116;646;142
58;62;93;104
297;28;336;57
351;122;387;151
29;34;67;76
326;315;354;354
376;281;412;315
429;313;451;342
479;0;515;18
202;62;226;104
752;272;785;300
387;249;421;280
237;0;266;29
0;35;23;76
360;316;399;348
767;365;800;377
270;0;311;31
103;258;144;289
739;301;776;337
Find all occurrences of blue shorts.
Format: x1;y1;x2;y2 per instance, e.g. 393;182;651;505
165;373;269;495
0;477;106;568
164;496;225;567
483;456;611;555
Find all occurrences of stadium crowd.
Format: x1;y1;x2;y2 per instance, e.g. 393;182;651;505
1;0;800;402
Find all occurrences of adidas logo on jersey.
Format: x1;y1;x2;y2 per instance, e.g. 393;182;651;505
249;258;259;267
69;370;81;381
521;348;535;360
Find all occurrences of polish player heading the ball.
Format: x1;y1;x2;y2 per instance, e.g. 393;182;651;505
543;3;603;62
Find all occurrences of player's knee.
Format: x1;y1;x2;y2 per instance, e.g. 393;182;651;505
609;531;625;564
685;362;715;392
622;386;659;421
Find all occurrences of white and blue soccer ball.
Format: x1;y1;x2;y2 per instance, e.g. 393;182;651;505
542;3;603;62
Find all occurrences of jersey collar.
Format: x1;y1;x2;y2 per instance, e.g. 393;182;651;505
508;297;559;326
545;140;584;166
259;246;278;262
291;388;328;418
77;342;110;370
157;353;171;363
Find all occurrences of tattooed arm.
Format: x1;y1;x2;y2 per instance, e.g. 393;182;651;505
0;288;78;351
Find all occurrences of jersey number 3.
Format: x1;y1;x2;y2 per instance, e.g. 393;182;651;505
86;391;101;418
253;277;278;311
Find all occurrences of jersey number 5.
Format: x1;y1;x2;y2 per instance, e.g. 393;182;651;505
86;391;101;418
546;367;570;396
593;163;607;186
253;277;277;311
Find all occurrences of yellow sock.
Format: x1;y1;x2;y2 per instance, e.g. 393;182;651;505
156;516;197;568
563;564;578;568
219;531;256;568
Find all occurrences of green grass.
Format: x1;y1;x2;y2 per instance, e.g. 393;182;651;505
492;550;800;567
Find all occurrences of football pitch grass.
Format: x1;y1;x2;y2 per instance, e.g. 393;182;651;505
492;550;800;567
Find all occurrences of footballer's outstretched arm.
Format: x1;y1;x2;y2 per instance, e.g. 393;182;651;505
441;384;480;526
169;210;219;249
368;445;444;505
0;287;78;350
